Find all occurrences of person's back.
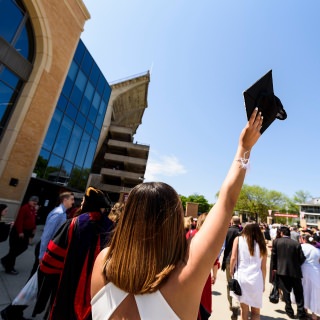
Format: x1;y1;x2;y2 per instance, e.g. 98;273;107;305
272;226;307;319
91;109;263;319
229;223;267;320
92;274;179;319
272;235;305;278
34;187;113;320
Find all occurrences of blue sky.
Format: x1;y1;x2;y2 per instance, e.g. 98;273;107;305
82;1;320;204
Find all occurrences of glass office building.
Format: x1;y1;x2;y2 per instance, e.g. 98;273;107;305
34;40;111;192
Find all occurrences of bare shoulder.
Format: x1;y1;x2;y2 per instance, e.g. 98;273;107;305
91;247;109;299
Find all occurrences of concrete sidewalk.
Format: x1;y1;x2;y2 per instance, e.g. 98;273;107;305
0;226;45;319
0;229;296;319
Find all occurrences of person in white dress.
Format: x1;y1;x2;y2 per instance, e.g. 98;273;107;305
230;223;267;320
90;108;263;320
300;233;320;320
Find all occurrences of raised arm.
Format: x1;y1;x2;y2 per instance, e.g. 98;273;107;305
186;108;262;284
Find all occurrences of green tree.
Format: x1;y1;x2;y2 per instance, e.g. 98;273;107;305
179;193;212;213
293;190;311;204
234;184;290;222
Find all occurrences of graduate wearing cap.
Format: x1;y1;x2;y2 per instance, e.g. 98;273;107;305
1;196;39;275
33;187;114;320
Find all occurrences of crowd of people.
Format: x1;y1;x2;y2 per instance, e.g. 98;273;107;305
0;108;319;320
220;218;320;320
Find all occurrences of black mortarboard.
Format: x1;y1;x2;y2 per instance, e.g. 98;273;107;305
243;70;287;134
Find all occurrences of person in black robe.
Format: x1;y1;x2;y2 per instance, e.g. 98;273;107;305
33;187;114;320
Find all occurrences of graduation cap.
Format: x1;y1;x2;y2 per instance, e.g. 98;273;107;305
243;70;287;134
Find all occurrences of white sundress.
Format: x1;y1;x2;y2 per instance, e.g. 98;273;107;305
301;243;320;315
91;282;180;320
230;236;263;308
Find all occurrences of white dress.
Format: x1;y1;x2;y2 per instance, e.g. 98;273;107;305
301;243;320;315
231;236;263;308
91;282;180;320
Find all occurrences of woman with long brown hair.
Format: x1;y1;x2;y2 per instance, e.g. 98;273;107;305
230;223;267;320
91;108;263;320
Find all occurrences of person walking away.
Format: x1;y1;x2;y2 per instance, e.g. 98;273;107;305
0;192;74;320
300;233;320;320
221;215;242;319
90;109;263;320
1;196;39;274
272;226;308;320
229;223;267;320
33;187;114;320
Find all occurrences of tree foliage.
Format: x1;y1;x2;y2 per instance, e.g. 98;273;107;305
293;190;312;204
179;193;212;214
212;184;312;223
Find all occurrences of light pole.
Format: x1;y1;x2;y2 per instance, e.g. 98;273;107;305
286;205;289;226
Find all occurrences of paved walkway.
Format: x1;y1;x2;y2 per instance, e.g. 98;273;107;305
0;226;45;319
0;229;297;319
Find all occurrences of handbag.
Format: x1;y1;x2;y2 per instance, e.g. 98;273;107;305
228;278;242;296
12;270;38;305
228;236;242;296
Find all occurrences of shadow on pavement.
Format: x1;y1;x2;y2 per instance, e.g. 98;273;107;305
261;308;287;320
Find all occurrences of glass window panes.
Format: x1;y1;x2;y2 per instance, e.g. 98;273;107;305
66;102;78;119
68;61;79;81
65;124;81;163
38;40;112;191
14;22;30;60
96;100;106;128
0;67;20;88
74;40;85;65
43;109;62;151
0;0;24;43
69;165;85;190
60;159;73;186
97;75;105;95
34;149;50;178
89;92;100;122
76;111;86;128
85;120;93;134
92;127;100;140
75;131;89;167
46;154;63;181
53;115;73;157
0;81;15;122
0;0;34;140
84;137;97;169
90;64;100;86
81;51;93;76
62;77;74;97
57;95;68;112
70;70;86;106
103;86;111;102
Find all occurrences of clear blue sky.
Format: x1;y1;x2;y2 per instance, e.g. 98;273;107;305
82;1;320;204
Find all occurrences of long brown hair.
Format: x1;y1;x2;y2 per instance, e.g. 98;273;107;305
241;223;267;257
104;182;187;294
